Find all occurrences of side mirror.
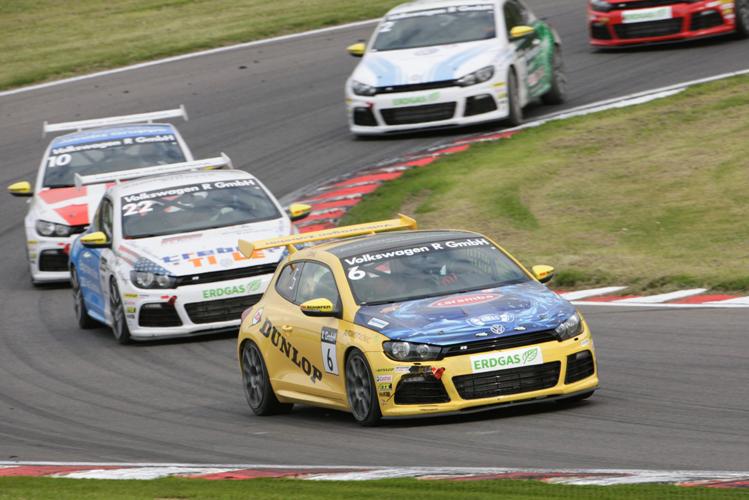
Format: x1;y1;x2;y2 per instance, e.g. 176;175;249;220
347;42;366;57
288;203;312;222
80;231;110;248
510;25;535;40
300;298;338;317
8;181;32;197
532;265;555;284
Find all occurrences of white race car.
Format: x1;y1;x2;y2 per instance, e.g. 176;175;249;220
7;107;193;285
68;159;311;343
345;0;566;135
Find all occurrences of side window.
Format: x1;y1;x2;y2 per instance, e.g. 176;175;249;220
503;1;524;32
100;198;113;238
296;262;340;306
275;262;303;303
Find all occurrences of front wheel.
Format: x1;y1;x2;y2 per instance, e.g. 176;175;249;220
505;70;523;127
109;280;132;344
241;341;293;416
736;0;749;37
541;47;567;105
71;267;97;329
345;350;381;426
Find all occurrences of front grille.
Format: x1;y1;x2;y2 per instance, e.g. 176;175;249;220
139;303;182;327
394;375;450;405
453;361;561;400
689;11;724;30
38;249;68;272
464;95;498;117
174;263;277;287
442;330;558;357
381;103;456;126
185;294;262;324
353;107;378;126
376;80;456;95
614;18;683;38
565;350;595;384
609;0;687;8
591;23;613;39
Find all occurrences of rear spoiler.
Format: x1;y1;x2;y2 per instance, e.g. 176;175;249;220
74;153;233;188
238;214;417;257
43;105;188;137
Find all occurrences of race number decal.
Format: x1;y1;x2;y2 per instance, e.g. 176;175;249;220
122;200;156;216
320;327;339;375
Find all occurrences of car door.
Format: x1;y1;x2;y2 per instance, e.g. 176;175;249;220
282;261;347;403
504;0;546;99
77;197;114;319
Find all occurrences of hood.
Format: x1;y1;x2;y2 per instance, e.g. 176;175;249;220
354;281;575;346
119;218;291;276
353;39;500;87
35;184;110;226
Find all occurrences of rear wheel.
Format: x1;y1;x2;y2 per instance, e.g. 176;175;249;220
241;341;293;416
109;280;132;345
71;267;96;329
345;350;381;426
505;70;523;127
541;46;567;105
737;0;749;37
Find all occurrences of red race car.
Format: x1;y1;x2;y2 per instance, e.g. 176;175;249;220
588;0;748;47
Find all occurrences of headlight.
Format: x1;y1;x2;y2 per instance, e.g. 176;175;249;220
555;313;584;340
383;341;443;361
590;0;613;12
351;80;377;96
36;219;72;237
456;66;495;87
130;270;176;289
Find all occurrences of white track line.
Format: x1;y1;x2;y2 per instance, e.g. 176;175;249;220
704;296;749;305
559;287;627;301
613;288;707;304
56;467;234;480
0;19;378;98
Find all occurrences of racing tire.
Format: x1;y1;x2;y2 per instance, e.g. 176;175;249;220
737;0;749;37
559;390;595;404
345;349;381;426
541;47;567;105
71;267;97;329
240;340;293;416
506;70;523;127
109;280;132;345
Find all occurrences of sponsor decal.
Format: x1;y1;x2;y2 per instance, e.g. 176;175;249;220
387;4;493;21
124;293;139;299
122;178;258;204
468;312;514;326
430;293;499;308
320;327;339;375
376;375;393;383
490;324;505;335
51;135;176;156
367;317;389;329
125;306;137;314
470;346;544;374
394;366;412;373
259;319;323;383
377;383;393;392
622;6;673;24
251;307;263;326
202;279;261;299
162;246;268;268
392;92;441;107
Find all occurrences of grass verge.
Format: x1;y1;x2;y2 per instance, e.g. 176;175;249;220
342;75;749;293
0;477;745;499
0;0;399;91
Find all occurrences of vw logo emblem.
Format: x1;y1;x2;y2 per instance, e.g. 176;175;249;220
490;325;505;335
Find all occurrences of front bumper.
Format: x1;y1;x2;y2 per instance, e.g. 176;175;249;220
589;1;736;46
370;331;598;418
27;234;75;283
121;273;275;340
347;80;510;135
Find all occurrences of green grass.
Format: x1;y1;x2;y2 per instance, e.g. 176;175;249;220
342;75;749;293
0;477;744;499
0;0;400;90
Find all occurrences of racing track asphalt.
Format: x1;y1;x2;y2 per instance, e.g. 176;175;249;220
1;0;748;469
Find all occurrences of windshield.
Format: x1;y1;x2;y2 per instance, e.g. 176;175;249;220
43;134;186;188
121;179;281;239
372;5;496;51
342;236;530;305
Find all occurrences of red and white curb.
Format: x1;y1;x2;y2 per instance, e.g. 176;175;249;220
0;463;747;488
558;287;749;309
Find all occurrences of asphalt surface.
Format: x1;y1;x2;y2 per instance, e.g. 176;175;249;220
1;0;748;469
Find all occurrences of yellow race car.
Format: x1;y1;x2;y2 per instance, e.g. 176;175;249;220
236;215;598;425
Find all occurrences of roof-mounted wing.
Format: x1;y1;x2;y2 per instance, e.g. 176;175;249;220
43;105;188;137
73;153;233;188
238;214;417;257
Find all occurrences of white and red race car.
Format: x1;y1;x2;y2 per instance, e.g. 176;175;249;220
7;107;192;285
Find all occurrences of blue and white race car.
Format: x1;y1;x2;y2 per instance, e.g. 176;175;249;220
344;0;566;135
69;158;311;343
7;107;192;285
